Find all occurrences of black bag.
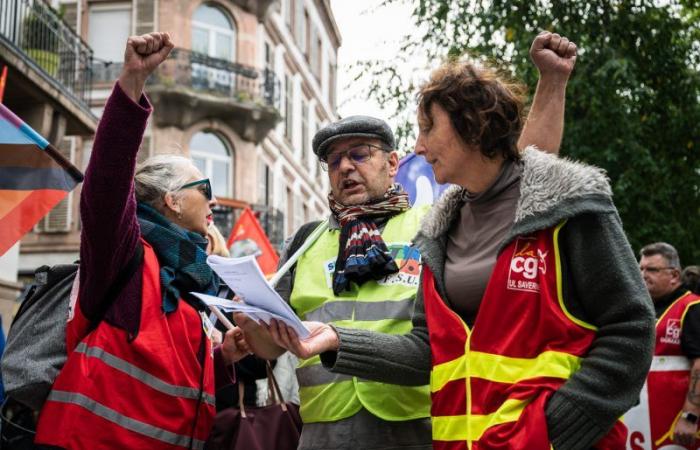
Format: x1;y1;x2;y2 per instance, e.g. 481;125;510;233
206;362;302;450
0;244;143;448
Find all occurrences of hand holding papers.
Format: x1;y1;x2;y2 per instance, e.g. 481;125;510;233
192;255;310;339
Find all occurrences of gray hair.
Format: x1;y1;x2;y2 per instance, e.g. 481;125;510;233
134;154;196;209
640;242;681;269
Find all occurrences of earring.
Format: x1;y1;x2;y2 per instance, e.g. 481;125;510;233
176;210;183;219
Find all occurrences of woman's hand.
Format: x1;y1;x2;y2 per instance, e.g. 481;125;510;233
220;326;251;365
266;320;340;360
530;31;577;83
118;32;175;102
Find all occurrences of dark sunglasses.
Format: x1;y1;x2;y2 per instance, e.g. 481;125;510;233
178;178;212;200
320;143;386;171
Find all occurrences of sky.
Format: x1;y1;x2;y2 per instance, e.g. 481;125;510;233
328;0;418;130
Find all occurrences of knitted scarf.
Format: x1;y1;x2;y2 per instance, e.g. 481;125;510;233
328;183;410;295
136;202;217;313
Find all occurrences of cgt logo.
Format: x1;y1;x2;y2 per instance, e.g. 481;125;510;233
507;239;548;293
660;319;681;345
510;248;548;279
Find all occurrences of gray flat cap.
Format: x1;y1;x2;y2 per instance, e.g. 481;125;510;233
312;115;395;158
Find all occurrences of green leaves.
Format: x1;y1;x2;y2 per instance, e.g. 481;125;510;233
355;0;700;263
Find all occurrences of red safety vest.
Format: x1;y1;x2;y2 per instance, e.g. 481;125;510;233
645;291;700;449
35;241;216;450
424;223;626;450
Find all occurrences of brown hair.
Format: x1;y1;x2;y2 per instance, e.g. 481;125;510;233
417;59;526;161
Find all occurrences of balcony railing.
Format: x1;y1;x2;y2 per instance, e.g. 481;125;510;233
148;48;280;108
0;0;92;106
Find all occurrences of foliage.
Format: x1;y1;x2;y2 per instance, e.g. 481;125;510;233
357;0;700;263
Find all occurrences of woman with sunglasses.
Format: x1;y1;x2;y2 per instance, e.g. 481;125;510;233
34;33;250;449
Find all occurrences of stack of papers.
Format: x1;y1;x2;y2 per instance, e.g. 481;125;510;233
190;255;310;339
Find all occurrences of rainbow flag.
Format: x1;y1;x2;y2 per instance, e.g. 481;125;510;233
0;103;83;256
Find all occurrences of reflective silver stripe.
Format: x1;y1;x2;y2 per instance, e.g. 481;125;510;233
355;299;413;321
48;390;205;449
75;343;216;406
651;355;690;371
305;301;355;322
304;299;414;322
297;364;353;387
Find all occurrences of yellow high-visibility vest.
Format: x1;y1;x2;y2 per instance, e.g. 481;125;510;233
290;205;430;423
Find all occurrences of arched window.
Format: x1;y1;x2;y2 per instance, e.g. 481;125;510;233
189;131;233;198
192;3;236;61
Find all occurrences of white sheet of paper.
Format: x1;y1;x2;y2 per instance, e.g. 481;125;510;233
191;292;310;338
196;254;310;339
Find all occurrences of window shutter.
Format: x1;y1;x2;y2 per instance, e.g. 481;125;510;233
60;2;78;32
134;0;155;35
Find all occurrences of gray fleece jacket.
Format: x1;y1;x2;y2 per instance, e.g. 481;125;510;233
325;148;655;450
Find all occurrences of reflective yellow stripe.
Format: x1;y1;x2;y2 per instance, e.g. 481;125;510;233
431;350;581;393
431;355;468;393
470;350;581;383
432;398;529;442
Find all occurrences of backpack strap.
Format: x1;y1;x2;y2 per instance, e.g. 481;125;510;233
87;242;144;331
288;220;323;259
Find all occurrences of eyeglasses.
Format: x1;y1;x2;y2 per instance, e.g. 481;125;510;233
320;144;387;171
178;178;212;200
640;266;675;274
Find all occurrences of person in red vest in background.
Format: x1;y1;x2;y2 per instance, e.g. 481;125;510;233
640;242;700;448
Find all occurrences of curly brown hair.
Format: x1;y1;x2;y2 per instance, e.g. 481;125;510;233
417;59;527;161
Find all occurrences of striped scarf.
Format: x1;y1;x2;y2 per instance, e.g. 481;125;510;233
328;183;410;295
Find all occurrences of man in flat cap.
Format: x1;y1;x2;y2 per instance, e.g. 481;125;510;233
238;32;578;450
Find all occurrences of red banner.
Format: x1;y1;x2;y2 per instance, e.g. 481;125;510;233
226;207;279;276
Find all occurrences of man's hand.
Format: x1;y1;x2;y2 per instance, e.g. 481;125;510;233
267;320;339;360
118;32;174;102
232;298;287;359
530;31;577;82
220;326;251;365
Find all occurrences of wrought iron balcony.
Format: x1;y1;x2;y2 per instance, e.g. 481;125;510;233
0;0;93;108
147;48;281;143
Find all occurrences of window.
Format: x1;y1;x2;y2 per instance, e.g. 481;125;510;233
192;4;236;61
264;41;273;71
309;27;318;75
88;4;132;63
257;160;272;206
301;98;309;164
304;10;311;59
286;187;294;234
294;194;304;229
316;36;323;77
285;75;293;141
329;62;337;108
189;131;233;198
295;0;305;50
285;0;293;30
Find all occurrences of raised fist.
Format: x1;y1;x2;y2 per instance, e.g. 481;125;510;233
530;31;577;81
118;32;174;102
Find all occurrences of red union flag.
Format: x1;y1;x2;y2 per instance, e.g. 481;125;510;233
226;207;279;276
0;103;83;255
624;356;699;450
